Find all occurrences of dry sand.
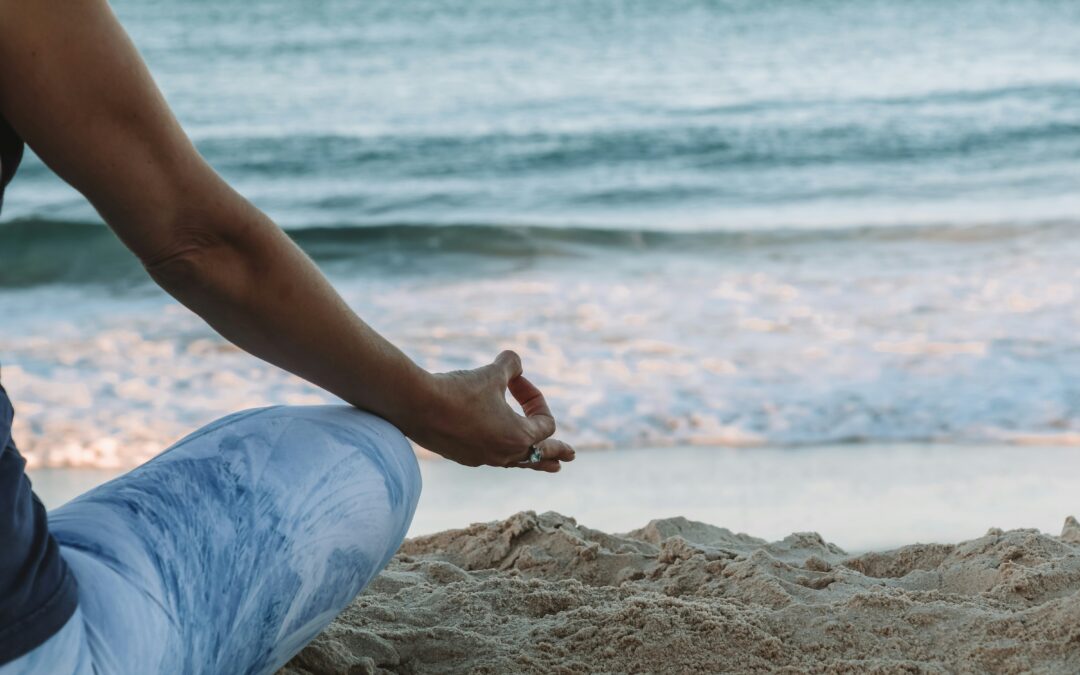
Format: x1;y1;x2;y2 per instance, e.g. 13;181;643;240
281;511;1080;674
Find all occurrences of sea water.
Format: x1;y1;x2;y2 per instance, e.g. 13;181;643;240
3;0;1080;467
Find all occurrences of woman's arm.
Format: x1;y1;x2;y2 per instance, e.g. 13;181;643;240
0;0;573;470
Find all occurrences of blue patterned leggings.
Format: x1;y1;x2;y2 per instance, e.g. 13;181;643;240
2;405;421;675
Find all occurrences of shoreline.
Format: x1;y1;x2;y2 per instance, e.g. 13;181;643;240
30;442;1080;553
27;444;1080;672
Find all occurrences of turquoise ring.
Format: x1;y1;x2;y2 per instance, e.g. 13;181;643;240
528;444;543;464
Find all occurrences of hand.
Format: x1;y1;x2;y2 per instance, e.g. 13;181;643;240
401;351;576;472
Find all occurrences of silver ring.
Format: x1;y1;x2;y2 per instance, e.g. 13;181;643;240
527;444;543;464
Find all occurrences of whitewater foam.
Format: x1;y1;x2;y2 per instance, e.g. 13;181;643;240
3;221;1080;467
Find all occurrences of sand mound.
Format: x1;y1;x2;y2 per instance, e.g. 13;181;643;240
280;511;1080;674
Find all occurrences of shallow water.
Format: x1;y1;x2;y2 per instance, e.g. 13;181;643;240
31;443;1080;552
3;0;1080;465
5;224;1080;466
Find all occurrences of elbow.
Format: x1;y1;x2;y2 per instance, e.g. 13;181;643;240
130;177;272;297
141;228;225;293
138;200;274;303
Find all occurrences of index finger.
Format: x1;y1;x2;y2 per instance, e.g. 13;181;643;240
508;374;556;440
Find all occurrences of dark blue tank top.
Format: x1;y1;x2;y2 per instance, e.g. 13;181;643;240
0;120;80;664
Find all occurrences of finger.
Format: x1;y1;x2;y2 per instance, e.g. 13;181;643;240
537;438;575;463
530;459;563;473
508;374;556;440
509;438;573;468
508;374;551;417
510;459;563;473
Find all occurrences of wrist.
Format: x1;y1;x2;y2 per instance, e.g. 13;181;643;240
381;361;443;437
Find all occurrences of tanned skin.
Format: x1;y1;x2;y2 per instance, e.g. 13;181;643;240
0;0;574;471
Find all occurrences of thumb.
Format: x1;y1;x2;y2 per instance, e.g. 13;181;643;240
492;350;523;384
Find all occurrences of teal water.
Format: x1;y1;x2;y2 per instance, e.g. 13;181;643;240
2;0;1080;466
4;0;1080;231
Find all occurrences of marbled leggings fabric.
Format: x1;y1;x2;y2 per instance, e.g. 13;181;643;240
1;405;422;675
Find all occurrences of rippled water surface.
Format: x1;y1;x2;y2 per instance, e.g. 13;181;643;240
2;0;1080;466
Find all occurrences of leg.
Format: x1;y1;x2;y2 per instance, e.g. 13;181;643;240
0;607;94;675
45;405;421;675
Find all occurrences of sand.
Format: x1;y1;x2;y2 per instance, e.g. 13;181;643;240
280;511;1080;674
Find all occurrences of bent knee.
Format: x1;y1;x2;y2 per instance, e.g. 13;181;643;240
265;405;420;508
272;405;417;479
280;405;410;449
261;407;421;560
162;404;421;525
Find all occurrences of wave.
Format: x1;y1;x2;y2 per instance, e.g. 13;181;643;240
191;112;1080;181
0;216;1075;287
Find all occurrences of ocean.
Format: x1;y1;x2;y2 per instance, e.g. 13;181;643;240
3;0;1080;468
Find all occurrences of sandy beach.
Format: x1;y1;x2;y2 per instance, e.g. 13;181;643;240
281;510;1080;674
30;443;1080;673
33;445;1080;673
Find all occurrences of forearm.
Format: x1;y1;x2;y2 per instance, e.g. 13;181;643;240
0;0;427;424
145;191;433;429
0;0;574;472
